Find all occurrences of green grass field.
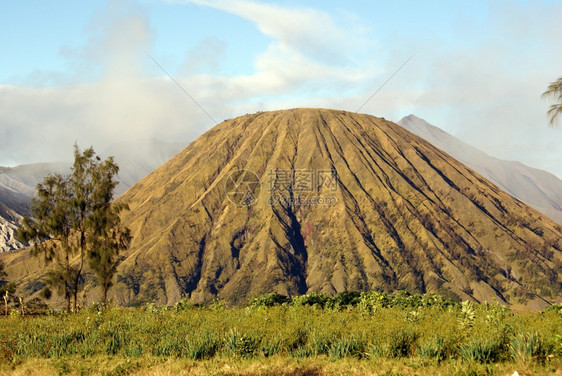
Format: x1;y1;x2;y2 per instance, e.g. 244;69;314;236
0;292;560;375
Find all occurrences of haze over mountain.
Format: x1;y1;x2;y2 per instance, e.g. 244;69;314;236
104;139;187;195
0;140;185;252
398;115;562;225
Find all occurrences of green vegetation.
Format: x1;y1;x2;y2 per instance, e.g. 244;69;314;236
17;145;130;311
0;292;560;375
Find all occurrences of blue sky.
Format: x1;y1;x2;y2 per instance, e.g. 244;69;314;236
1;0;561;178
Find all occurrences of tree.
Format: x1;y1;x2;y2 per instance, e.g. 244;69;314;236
542;77;562;126
1;258;17;316
17;145;130;312
86;157;131;305
17;171;76;312
0;260;15;296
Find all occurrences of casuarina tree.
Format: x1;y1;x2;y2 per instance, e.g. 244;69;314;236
0;260;15;298
17;145;131;311
86;157;131;305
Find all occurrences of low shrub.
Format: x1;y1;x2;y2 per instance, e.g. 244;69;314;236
510;331;550;364
291;292;329;308
387;329;419;358
249;293;291;308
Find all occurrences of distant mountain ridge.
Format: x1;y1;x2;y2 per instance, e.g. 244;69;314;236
0;162;69;252
0;140;186;252
398;115;562;225
0;202;23;252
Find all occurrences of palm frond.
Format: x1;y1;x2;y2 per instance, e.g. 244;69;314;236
541;77;562;100
547;103;562;126
542;77;562;127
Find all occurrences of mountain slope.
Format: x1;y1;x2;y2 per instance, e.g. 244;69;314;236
101;108;561;307
398;115;562;225
0;203;23;252
0;162;69;252
104;139;186;196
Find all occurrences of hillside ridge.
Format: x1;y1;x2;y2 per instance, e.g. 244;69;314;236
399;114;562;225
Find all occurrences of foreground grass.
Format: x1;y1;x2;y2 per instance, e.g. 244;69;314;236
3;356;562;376
0;294;560;375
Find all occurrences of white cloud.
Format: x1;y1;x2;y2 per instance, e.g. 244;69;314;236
353;2;562;178
181;37;227;75
0;0;379;167
185;0;365;65
1;0;560;180
0;0;211;166
179;0;377;107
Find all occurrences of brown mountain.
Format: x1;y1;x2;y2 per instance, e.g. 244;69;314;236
4;109;562;308
107;108;561;307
